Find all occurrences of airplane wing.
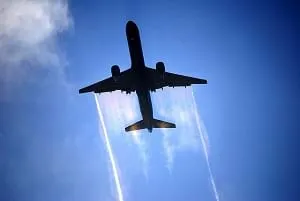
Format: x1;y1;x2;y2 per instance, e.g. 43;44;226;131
79;69;135;94
145;67;207;90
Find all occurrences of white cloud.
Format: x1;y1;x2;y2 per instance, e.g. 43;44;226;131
97;92;150;178
0;0;72;85
152;87;203;171
96;87;207;175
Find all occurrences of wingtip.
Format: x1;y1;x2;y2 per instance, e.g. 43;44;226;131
78;88;91;94
196;78;207;84
200;79;208;84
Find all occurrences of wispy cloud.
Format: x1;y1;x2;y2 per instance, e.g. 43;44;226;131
95;86;215;195
152;87;201;171
97;92;149;178
191;90;220;201
156;87;220;200
130;130;149;179
96;87;202;174
95;94;124;201
0;0;72;94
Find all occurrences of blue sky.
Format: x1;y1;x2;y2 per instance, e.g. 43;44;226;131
0;0;299;201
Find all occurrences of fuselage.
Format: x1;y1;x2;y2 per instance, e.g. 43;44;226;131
126;21;153;132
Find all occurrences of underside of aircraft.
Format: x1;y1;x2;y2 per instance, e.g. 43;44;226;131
79;21;207;132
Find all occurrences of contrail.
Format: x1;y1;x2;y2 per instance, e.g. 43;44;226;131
94;94;124;201
191;89;220;201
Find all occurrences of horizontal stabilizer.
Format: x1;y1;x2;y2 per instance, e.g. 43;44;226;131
125;119;176;132
125;120;146;132
152;118;176;128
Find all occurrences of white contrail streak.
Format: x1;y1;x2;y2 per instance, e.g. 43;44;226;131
94;94;124;201
191;89;220;201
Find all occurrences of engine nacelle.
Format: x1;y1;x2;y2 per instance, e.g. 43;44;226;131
111;65;120;81
156;62;165;79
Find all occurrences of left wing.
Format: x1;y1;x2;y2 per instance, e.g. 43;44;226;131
146;67;207;90
79;69;135;94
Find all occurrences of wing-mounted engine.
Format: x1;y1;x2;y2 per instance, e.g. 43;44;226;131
156;62;165;79
121;90;132;94
111;65;120;82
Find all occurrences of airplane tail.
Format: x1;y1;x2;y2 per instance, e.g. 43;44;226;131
125;118;176;132
152;119;176;129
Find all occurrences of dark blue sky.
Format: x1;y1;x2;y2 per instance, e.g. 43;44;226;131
1;0;299;201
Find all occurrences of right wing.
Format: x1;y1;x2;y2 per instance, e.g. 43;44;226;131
145;67;207;89
79;69;135;94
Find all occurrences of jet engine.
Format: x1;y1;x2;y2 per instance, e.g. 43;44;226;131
156;62;165;79
111;65;120;81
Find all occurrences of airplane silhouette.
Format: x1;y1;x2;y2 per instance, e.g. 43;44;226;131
79;21;207;132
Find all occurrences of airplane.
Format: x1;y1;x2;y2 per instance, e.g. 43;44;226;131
79;21;207;133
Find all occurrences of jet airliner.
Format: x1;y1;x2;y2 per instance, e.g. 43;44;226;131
79;21;207;132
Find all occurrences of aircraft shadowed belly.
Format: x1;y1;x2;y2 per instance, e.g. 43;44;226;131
79;20;207;132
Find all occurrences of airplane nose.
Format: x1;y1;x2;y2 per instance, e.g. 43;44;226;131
126;20;136;27
126;20;138;32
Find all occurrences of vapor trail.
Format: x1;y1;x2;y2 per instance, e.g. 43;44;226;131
94;94;124;201
191;89;220;201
